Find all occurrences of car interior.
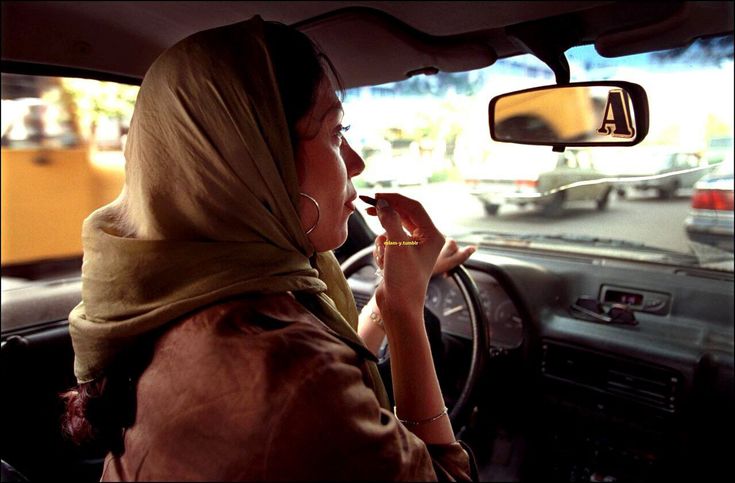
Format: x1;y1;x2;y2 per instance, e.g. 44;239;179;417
1;2;733;482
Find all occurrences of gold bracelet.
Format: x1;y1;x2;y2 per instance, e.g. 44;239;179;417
369;309;384;328
394;406;448;426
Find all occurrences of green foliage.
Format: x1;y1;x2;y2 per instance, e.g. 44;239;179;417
705;114;733;139
428;169;450;183
428;167;461;183
59;78;139;138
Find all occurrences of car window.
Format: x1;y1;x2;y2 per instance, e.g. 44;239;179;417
560;153;578;169
1;36;732;286
346;35;733;270
1;73;137;281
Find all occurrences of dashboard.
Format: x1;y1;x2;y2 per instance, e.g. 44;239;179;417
347;265;524;350
346;245;733;478
346;249;733;378
426;269;524;349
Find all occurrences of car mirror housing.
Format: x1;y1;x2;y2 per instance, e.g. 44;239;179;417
489;81;649;151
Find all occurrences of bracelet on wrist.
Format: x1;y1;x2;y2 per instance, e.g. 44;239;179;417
369;309;384;328
360;303;384;329
393;406;448;426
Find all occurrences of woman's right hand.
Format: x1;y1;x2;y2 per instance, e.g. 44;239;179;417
367;195;457;445
366;193;444;324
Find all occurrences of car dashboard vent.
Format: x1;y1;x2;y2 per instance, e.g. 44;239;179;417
541;342;681;413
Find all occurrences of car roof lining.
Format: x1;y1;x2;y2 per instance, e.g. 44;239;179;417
1;1;733;86
295;7;499;88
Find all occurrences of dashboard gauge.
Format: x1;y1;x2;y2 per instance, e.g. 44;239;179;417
479;291;493;316
440;283;472;338
442;286;469;322
426;283;442;312
493;300;523;349
494;299;514;324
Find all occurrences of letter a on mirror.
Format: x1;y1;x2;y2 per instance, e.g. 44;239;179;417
597;89;635;139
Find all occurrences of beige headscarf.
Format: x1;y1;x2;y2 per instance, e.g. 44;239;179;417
68;16;388;408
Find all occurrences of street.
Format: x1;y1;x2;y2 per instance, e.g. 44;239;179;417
91;153;696;255
357;183;695;254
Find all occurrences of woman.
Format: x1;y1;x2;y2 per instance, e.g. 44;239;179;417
63;16;476;480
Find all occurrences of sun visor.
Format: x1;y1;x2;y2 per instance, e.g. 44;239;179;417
1;1;159;80
595;2;734;58
296;8;497;89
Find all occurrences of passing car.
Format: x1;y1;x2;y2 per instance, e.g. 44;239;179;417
685;157;734;252
2;2;733;483
466;146;611;216
609;148;711;199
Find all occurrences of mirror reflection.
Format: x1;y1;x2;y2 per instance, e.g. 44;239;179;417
492;85;640;145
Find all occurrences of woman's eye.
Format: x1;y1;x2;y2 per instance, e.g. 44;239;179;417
335;124;351;140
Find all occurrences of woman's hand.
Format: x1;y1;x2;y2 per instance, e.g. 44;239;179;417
365;194;458;444
374;237;476;276
366;194;444;319
432;239;476;276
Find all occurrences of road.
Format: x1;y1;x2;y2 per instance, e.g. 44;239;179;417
88;151;699;255
357;182;695;254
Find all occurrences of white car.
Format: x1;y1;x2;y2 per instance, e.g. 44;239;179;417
466;146;611;216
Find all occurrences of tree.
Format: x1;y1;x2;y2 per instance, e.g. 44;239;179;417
59;78;139;145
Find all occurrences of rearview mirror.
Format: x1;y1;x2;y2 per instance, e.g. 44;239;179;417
489;81;649;149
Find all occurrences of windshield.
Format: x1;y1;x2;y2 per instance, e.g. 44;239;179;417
346;35;734;271
1;36;733;286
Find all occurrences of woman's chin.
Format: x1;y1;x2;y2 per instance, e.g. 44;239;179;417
311;224;349;252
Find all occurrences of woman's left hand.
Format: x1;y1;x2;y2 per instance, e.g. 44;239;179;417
374;237;476;276
431;238;476;276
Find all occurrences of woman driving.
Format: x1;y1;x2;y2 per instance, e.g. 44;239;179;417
63;16;476;481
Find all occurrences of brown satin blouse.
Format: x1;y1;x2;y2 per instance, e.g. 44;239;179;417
101;293;475;481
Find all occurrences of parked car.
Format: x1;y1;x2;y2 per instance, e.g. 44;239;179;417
685;156;734;252
466;146;611;216
358;137;430;187
609;148;711;199
2;2;733;483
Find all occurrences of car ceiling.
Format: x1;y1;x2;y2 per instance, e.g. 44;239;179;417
1;1;733;87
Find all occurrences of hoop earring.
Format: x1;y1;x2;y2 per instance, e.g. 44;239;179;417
299;192;320;235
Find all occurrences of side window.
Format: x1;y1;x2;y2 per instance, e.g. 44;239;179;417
575;150;593;170
672;153;699;169
673;153;686;168
1;73;138;282
559;152;578;169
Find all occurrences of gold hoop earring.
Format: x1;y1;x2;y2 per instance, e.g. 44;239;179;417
299;192;320;235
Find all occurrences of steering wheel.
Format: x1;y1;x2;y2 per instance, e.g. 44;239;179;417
341;245;487;430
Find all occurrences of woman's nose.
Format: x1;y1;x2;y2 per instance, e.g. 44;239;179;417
343;140;365;177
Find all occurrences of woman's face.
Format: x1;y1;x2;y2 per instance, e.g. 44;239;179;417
295;77;365;252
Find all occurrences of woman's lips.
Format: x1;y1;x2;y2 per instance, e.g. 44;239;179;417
345;193;357;211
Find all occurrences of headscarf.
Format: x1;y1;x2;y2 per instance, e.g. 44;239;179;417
68;16;388;409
